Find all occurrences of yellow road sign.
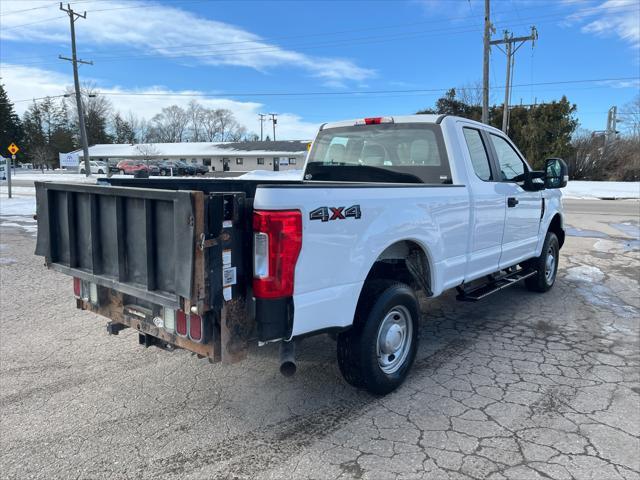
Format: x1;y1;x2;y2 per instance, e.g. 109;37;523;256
7;143;19;155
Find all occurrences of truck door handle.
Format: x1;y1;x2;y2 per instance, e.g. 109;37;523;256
507;197;519;208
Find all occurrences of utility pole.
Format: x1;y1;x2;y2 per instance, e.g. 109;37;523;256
482;0;491;124
605;106;618;145
269;113;278;141
258;113;267;141
59;2;92;177
490;26;537;134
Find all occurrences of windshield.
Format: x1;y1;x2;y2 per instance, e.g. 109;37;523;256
305;123;451;184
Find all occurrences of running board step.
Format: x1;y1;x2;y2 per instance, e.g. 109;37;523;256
456;269;537;302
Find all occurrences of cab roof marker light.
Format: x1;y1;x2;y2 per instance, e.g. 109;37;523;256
355;117;394;126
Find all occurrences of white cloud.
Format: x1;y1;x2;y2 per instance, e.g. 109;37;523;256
0;63;320;140
568;0;640;48
0;0;374;84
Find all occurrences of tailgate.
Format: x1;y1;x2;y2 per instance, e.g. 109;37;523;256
35;182;197;308
34;181;252;362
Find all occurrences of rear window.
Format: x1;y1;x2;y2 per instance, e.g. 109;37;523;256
306;123;451;184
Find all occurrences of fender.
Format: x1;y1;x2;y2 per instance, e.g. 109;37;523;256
535;191;564;256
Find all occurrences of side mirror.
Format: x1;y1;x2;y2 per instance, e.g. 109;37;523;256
544;158;568;189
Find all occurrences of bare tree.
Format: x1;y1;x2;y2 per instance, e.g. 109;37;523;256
457;80;484;107
149;105;189;142
135;143;160;167
65;83;113;144
620;95;640;139
215;109;235;141
187;100;205;142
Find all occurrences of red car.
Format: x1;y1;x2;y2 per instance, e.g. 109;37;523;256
116;160;159;176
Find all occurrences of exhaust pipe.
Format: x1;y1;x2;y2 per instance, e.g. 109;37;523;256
279;340;296;377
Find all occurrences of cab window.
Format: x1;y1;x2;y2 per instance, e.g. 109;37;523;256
489;134;526;182
462;128;492;181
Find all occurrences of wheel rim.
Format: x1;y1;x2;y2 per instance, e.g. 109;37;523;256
376;305;413;374
544;245;557;284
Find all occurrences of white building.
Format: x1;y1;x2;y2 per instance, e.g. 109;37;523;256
70;140;309;172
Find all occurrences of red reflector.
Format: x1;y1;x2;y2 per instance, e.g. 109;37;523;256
176;310;188;336
253;210;302;299
73;277;81;297
189;314;202;342
364;117;382;125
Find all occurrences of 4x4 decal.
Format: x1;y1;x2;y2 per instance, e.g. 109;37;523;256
310;205;361;222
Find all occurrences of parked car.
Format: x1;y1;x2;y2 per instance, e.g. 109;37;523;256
194;164;209;175
34;114;568;395
116;160;159;176
176;161;197;176
80;161;107;175
158;161;186;176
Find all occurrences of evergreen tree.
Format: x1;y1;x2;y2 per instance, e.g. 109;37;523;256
418;90;577;168
113;113;136;143
23;97;77;168
0;83;24;161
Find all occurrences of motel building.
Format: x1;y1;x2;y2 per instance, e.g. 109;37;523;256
67;140;309;173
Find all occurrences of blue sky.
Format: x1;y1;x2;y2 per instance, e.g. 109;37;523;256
1;0;638;139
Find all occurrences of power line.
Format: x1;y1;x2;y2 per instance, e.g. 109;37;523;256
2;2;636;61
7;76;635;104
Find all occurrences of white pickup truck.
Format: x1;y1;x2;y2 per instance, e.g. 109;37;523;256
35;114;568;394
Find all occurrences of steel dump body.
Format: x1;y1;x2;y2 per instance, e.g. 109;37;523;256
34;178;300;363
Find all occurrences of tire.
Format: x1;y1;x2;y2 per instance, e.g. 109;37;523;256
525;232;559;293
337;280;419;395
80;169;85;174
98;169;104;174
119;169;125;175
160;170;166;176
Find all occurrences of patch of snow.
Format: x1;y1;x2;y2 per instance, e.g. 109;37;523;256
0;186;36;196
564;265;605;283
563;181;640;200
237;170;304;180
0;197;36;216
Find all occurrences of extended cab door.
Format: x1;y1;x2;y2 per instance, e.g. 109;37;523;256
486;133;542;268
458;123;506;281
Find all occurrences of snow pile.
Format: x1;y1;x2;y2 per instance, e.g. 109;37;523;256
563;181;639;200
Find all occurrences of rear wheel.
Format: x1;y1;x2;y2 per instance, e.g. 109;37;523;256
525;232;559;292
80;169;85;174
337;280;419;395
119;169;125;175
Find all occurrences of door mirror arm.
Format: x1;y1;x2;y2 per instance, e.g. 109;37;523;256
523;170;545;191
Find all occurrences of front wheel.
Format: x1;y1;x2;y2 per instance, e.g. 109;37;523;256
80;169;85;174
337;280;419;395
525;232;559;292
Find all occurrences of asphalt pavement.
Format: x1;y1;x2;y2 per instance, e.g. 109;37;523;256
0;199;638;480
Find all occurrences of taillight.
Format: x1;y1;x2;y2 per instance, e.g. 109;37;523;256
189;314;202;342
253;210;302;299
176;310;188;336
73;277;81;297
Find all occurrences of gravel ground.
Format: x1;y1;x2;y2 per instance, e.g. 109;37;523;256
0;200;638;480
